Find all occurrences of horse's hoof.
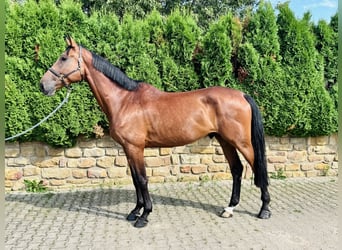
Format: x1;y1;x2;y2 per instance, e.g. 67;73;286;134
127;212;139;221
219;206;237;218
134;217;148;228
258;209;271;219
219;209;233;218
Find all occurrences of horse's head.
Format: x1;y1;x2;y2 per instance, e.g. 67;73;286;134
40;36;84;96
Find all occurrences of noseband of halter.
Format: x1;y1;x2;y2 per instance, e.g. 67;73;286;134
48;45;83;88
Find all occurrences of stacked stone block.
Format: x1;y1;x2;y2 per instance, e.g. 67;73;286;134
5;133;338;190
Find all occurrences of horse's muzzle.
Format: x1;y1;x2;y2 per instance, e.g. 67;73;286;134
40;82;55;96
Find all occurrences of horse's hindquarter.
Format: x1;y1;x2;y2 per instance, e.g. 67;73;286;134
140;86;250;147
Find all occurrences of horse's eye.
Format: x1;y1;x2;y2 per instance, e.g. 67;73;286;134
61;56;68;61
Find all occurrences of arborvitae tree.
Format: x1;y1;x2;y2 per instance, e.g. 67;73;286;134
277;3;337;136
330;13;338;33
83;10;122;60
160;9;200;91
243;1;280;58
314;17;338;109
5;75;31;140
314;20;338;84
198;13;234;87
116;14;162;87
5;0;337;146
239;1;287;136
5;0;104;146
81;0;162;20
160;0;257;28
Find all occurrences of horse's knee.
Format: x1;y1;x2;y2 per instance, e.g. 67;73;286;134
137;174;148;189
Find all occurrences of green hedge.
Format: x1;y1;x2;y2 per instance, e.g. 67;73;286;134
5;0;338;147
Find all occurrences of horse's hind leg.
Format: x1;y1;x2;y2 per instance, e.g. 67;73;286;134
216;136;243;218
231;139;271;219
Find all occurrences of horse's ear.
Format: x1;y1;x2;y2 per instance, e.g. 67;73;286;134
64;34;75;47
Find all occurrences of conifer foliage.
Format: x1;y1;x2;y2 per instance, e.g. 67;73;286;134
5;0;337;146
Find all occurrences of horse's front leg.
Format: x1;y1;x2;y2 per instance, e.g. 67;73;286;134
126;166;144;221
125;146;152;228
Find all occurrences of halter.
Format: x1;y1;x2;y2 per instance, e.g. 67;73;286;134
48;45;84;88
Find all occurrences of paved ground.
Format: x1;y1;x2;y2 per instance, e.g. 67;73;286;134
5;176;338;250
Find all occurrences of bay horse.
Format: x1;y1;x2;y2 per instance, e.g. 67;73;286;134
40;36;271;228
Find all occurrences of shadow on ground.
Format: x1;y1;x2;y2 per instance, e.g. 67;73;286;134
5;181;261;222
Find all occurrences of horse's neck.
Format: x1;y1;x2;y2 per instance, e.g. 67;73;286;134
83;63;129;122
81;49;161;123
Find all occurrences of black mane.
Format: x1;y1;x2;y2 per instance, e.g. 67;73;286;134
91;52;141;91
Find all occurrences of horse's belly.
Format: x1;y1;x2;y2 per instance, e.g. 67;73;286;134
145;124;213;148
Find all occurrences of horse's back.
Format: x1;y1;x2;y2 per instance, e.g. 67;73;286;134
139;84;246;104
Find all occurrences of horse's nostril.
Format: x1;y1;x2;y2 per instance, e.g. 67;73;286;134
40;83;44;92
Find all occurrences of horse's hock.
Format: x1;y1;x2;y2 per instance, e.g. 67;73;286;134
5;133;338;191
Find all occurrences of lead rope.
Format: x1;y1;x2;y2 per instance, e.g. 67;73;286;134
5;88;72;141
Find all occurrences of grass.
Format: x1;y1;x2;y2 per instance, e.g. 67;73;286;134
270;168;286;180
24;179;48;193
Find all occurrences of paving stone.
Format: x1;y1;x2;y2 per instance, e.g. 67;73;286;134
5;177;338;249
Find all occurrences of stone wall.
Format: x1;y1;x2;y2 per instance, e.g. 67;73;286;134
5;133;338;191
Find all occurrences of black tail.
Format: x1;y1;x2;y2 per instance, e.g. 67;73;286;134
244;94;268;189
